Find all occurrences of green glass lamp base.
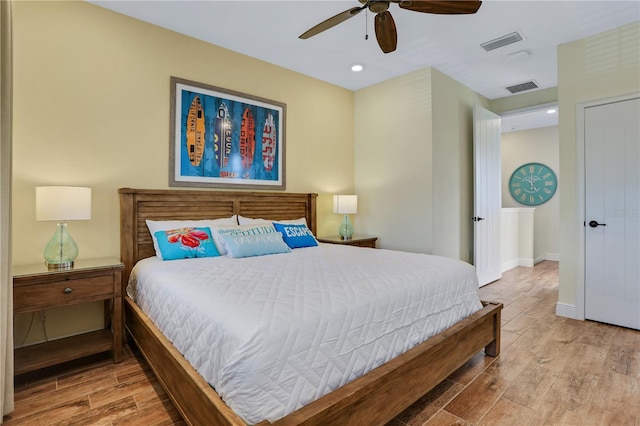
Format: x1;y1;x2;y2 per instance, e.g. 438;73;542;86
338;214;354;240
44;222;78;270
46;261;74;270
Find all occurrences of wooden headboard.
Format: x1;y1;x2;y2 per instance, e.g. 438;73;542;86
119;188;317;284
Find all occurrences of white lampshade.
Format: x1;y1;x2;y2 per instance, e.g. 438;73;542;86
36;186;91;221
333;195;358;215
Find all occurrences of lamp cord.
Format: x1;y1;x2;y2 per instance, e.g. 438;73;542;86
21;312;35;346
41;311;49;341
20;311;50;346
365;8;369;40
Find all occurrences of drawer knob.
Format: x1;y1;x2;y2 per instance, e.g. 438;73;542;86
63;287;73;294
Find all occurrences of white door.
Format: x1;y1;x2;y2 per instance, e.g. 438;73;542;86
473;105;502;286
585;96;640;330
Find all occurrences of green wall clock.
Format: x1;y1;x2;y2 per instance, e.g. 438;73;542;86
509;162;557;206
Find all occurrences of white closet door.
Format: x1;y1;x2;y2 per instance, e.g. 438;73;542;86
585;96;640;330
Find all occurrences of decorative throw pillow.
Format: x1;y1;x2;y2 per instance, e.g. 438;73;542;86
154;227;219;260
220;232;291;258
212;224;277;255
272;223;318;249
146;216;237;259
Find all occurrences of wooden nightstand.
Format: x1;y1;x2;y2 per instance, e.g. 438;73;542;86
317;235;378;248
13;257;124;375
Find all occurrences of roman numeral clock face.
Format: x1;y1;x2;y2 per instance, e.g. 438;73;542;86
509;162;558;206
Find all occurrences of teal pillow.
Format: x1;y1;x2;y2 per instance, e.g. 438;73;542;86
154;227;219;260
220;232;291;258
273;223;318;249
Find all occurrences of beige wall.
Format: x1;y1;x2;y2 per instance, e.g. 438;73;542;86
354;67;489;262
354;68;433;253
431;69;490;261
12;1;354;343
558;21;640;310
502;126;560;262
490;87;558;115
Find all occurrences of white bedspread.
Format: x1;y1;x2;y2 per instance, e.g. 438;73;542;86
128;244;483;424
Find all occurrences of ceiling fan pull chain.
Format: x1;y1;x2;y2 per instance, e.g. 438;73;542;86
365;8;369;40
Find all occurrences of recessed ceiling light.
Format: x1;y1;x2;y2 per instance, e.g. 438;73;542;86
546;108;557;114
351;64;364;72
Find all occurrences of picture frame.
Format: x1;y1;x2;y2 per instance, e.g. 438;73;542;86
169;77;286;189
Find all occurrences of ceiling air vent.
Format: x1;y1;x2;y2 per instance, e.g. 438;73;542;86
480;31;523;52
506;81;539;94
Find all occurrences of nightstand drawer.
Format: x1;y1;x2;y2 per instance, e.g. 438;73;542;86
14;275;115;314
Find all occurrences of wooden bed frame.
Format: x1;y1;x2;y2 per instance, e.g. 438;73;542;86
119;188;502;426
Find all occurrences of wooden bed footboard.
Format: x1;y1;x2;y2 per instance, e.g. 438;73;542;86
125;296;502;426
125;297;245;425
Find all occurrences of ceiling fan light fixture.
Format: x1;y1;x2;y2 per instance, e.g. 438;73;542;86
351;64;364;72
301;0;482;54
369;1;390;14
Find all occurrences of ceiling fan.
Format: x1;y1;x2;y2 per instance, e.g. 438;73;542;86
299;1;482;54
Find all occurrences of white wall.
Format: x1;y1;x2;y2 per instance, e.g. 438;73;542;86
501;208;535;271
502;126;560;262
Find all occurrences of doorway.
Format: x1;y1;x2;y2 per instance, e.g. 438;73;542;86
473;103;561;286
500;104;560;266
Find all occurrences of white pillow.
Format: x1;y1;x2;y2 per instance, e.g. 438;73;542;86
146;216;237;259
220;232;291;258
238;215;307;226
212;224;277;255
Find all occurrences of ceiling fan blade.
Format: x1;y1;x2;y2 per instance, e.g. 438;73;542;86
399;1;482;15
299;7;365;39
375;11;397;53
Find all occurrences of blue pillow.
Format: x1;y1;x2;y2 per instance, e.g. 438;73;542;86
273;223;318;249
154;227;219;260
220;232;291;258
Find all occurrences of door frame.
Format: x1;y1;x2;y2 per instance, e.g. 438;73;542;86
575;91;640;321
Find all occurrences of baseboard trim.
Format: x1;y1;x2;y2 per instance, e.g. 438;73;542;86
535;253;560;264
546;252;560;261
519;258;534;267
556;302;577;319
502;259;519;272
502;258;534;272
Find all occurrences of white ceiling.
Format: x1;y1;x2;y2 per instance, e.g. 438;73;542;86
90;0;639;101
501;103;558;133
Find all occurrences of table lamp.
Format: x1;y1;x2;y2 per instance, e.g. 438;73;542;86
36;186;91;269
333;195;357;240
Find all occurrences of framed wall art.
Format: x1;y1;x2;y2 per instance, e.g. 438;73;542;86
169;77;286;189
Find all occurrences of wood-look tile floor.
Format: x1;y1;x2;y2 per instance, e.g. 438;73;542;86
4;261;640;425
